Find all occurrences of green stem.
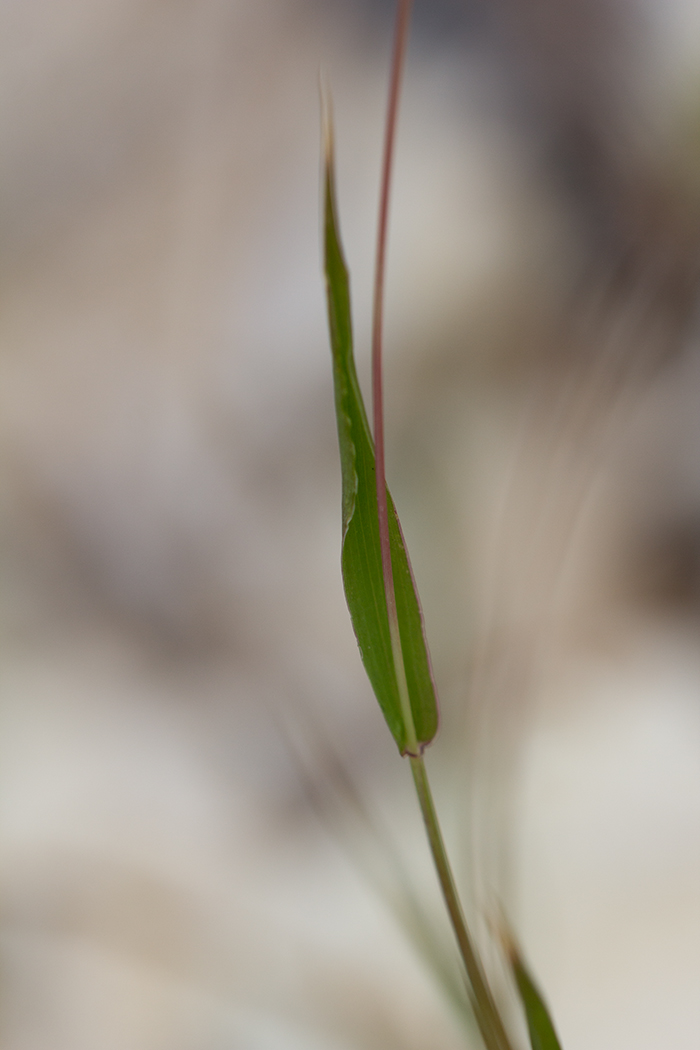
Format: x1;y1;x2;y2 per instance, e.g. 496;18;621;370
368;8;513;1041
410;755;514;1050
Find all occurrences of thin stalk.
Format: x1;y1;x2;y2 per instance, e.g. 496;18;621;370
371;0;417;756
410;755;515;1050
371;7;513;1049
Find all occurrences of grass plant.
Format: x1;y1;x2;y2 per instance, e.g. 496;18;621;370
322;3;562;1048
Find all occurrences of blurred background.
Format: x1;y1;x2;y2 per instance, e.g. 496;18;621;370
2;1;700;1048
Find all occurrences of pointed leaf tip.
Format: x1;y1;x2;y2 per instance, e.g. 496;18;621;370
503;930;563;1050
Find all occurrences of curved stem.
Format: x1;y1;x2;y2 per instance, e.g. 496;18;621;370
410;755;515;1050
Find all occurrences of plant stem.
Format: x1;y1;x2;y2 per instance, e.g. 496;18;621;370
370;10;512;1046
410;755;515;1050
371;0;418;756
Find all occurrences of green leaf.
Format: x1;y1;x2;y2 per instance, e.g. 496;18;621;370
323;120;438;756
509;941;563;1050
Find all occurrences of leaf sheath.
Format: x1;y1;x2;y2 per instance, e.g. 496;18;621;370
323;125;438;755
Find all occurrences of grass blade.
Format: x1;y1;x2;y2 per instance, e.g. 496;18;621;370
323;114;438;756
506;934;563;1050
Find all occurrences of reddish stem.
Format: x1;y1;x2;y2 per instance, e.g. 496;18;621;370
372;0;413;645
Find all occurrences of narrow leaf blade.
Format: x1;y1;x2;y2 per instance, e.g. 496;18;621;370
323;119;438;755
508;941;563;1050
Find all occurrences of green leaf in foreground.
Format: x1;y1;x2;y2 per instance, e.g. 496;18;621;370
507;938;563;1050
323;121;438;756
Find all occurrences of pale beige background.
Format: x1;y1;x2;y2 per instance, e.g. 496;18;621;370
2;2;700;1048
